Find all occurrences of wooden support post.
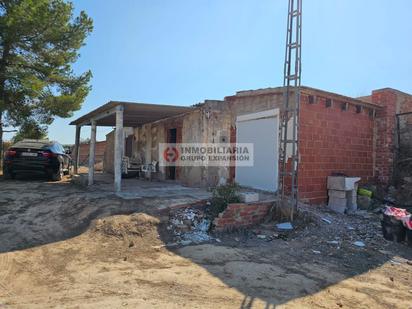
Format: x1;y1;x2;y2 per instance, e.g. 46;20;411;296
73;125;81;174
114;106;124;192
88;120;97;186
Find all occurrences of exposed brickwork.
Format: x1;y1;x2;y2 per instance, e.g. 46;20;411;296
213;201;273;231
393;90;412;155
298;94;376;204
371;89;397;184
78;141;106;166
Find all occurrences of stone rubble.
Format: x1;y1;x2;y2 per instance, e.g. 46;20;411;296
167;208;213;245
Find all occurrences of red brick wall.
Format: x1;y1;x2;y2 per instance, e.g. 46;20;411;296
360;89;412;181
371;89;397;184
298;94;375;204
213;201;273;231
78;141;107;166
397;94;412;154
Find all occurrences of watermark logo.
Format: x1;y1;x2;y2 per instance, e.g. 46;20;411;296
163;146;179;163
159;143;254;167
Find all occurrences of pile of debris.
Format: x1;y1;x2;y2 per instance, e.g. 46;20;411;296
167;208;214;245
93;213;160;239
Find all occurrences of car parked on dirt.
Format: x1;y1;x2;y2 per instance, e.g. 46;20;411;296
3;139;72;181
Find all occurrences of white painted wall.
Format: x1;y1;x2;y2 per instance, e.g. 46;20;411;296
235;110;279;192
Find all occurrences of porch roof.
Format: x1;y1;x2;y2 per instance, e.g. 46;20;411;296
70;101;193;127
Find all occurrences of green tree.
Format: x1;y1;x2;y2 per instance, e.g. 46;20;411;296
0;0;93;164
11;119;47;143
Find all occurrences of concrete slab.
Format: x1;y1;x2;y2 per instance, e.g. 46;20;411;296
83;173;212;210
328;190;346;199
240;192;260;203
328;196;347;214
327;176;361;191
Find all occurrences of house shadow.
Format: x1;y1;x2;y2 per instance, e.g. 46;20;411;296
0;176;411;308
162;230;412;308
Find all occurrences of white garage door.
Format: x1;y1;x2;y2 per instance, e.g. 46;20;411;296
235;110;278;192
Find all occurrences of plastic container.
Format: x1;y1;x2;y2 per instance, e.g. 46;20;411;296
358;188;373;198
381;214;406;242
404;217;412;247
407;229;412;247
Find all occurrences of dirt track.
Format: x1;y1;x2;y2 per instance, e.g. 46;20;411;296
0;177;411;309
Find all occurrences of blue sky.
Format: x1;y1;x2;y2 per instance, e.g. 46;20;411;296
5;0;412;143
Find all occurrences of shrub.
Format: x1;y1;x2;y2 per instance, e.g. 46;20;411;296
209;183;241;217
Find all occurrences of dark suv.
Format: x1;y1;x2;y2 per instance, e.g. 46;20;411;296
3;139;72;181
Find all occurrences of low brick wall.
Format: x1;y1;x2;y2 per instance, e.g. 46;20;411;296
213;201;274;231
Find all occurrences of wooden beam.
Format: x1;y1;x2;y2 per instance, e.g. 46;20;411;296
88;120;97;186
76;106;119;127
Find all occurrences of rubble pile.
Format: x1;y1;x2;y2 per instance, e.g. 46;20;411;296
294;204;384;245
167;208;213;245
93;213;160;239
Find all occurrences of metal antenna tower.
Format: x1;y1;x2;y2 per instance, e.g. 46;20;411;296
278;0;302;220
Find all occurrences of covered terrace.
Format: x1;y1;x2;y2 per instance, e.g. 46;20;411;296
70;101;192;192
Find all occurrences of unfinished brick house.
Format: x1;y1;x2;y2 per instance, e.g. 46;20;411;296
71;86;412;204
76;141;106;167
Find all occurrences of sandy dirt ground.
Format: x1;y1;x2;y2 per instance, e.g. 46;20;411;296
0;176;411;309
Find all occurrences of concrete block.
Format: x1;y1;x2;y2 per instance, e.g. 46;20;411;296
328;196;347;214
357;195;372;210
328;189;346;198
327;176;361;191
240;192;259;203
348;185;358;212
346;192;356;211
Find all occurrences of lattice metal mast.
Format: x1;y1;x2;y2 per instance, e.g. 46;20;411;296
278;0;302;217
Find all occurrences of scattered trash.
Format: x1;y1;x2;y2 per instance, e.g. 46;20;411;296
276;222;293;230
312;250;321;254
321;217;332;224
327;240;339;245
168;208;212;245
215;238;221;243
353;241;365;247
257;235;267;239
378;250;392;255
